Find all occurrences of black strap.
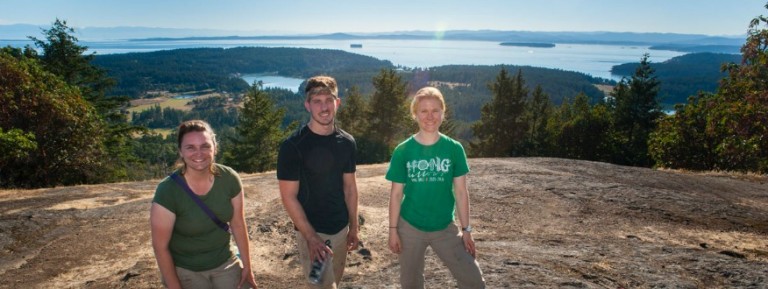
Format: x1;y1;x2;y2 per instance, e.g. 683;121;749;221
169;172;230;233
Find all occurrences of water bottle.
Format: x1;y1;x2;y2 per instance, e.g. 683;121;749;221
308;240;332;285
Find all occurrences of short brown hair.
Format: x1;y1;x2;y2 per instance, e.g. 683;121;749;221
304;75;338;102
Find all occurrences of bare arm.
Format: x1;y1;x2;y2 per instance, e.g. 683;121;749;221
387;182;405;254
230;191;258;288
453;175;477;257
343;172;360;250
278;180;332;262
150;203;181;289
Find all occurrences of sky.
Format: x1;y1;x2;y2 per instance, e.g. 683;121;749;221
1;0;764;36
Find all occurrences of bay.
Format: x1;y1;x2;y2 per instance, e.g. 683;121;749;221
241;74;304;92
2;38;686;81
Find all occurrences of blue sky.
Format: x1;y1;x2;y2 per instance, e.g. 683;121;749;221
1;0;763;36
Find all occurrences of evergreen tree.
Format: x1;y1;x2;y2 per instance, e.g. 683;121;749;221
30;19;139;181
440;108;459;140
471;67;529;157
336;85;368;137
556;93;613;161
610;54;662;166
30;19;123;117
523;85;553;155
223;83;294;173
363;69;409;162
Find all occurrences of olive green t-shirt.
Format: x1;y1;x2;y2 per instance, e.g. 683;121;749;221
153;164;241;271
385;134;469;231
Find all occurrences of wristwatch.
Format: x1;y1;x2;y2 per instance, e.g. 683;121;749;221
462;225;473;233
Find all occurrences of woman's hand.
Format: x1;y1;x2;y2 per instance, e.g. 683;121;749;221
462;231;477;258
388;229;401;254
238;266;258;289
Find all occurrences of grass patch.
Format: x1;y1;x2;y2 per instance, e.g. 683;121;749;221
127;98;192;114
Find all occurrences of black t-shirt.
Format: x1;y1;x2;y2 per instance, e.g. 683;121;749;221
276;125;357;234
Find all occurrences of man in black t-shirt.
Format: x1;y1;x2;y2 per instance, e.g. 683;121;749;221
277;75;359;289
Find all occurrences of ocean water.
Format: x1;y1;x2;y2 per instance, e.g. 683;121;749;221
2;38;686;84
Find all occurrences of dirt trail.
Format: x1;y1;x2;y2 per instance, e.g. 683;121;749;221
1;158;766;288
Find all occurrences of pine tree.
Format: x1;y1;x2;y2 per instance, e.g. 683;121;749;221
336;85;368;137
224;83;294;173
30;19;139;181
364;69;409;162
523;85;553;155
471;67;529;157
610;54;662;166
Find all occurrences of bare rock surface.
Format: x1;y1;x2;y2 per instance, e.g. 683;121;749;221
1;157;767;288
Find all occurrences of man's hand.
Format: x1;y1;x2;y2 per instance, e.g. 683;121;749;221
307;234;333;262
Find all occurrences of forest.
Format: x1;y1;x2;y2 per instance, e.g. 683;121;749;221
611;52;741;106
2;3;767;188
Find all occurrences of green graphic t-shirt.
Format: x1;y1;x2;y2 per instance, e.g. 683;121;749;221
385;134;469;231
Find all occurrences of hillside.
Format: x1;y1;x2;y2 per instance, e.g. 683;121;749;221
611;53;741;106
1;158;766;288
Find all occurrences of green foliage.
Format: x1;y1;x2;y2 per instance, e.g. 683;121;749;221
362;69;410;163
0;51;108;188
0;128;38;167
222;84;295;173
471;68;529;157
128;133;179;179
425;65;609;122
550;94;615;161
30;19;143;184
30;19;125;119
610;54;663;167
651;4;768;173
521;85;553;155
336;85;368;137
649;94;717;170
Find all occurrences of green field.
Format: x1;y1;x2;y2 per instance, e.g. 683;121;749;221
127;98;193;114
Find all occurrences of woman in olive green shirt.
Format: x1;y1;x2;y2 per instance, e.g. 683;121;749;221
150;120;258;289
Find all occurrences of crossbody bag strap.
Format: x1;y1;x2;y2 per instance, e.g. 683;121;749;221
169;172;230;233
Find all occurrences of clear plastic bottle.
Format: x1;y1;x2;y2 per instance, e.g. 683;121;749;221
308;240;332;285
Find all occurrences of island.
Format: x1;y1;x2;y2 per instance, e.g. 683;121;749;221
500;42;556;48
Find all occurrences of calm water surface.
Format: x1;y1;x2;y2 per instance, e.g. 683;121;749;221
2;38;685;84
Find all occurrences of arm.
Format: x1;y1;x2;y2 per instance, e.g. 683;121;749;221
150;203;182;289
278;180;332;262
230;191;258;288
343;172;360;250
387;182;404;254
453;175;477;257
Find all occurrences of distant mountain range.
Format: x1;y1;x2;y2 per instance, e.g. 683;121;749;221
0;24;745;54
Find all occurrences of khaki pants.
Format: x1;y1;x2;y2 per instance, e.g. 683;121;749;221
397;217;485;289
295;226;350;289
173;256;251;289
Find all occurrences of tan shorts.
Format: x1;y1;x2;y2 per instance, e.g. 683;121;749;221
173;256;252;289
295;226;350;289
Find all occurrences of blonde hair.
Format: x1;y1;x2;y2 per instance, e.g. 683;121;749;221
304;75;338;102
410;86;446;118
174;119;219;175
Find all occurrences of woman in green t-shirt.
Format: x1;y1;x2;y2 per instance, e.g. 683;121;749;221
150;120;258;289
386;87;485;288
